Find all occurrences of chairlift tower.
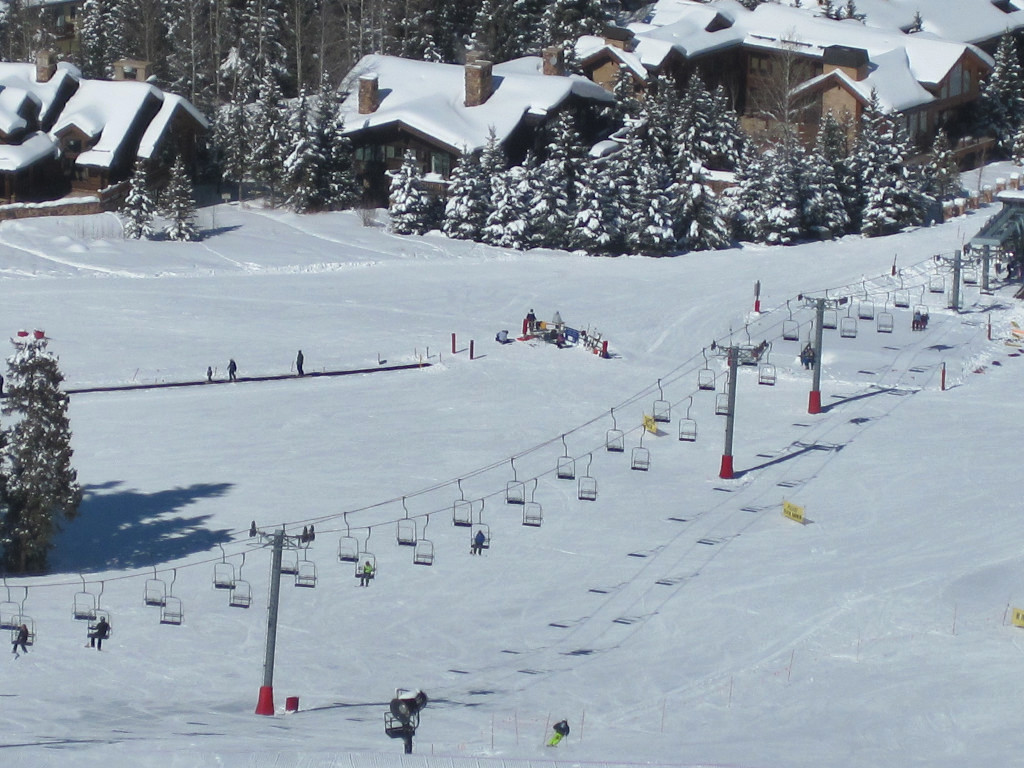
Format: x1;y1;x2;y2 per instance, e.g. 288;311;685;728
806;295;848;414
254;527;307;716
933;250;966;312
718;346;739;479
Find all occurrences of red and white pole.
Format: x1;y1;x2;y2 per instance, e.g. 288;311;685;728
753;280;761;314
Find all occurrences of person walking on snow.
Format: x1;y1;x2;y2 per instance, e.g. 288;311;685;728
547;719;569;746
11;623;28;657
296;350;304;376
88;616;110;650
227;359;237;381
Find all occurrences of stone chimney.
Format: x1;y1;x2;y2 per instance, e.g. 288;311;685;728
358;73;379;114
822;45;869;81
542;47;565;76
35;50;57;83
465;60;493;107
112;59;151;81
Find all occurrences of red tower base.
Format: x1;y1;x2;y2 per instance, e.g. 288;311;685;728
808;390;821;415
754;299;761;313
255;685;275;715
719;454;734;479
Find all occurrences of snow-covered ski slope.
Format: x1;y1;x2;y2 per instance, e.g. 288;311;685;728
1;166;1023;768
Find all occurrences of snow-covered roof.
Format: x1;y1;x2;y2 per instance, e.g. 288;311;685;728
626;1;993;113
0;62;79;127
51;80;163;168
339;54;614;155
0;85;39;136
575;35;650;81
137;92;210;160
0;131;57;172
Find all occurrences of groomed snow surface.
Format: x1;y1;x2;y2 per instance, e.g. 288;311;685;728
1;164;1023;768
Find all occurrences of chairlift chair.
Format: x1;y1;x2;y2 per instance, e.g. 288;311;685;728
413;515;435;565
397;497;417;545
338;514;360;562
698;348;716;390
355;552;377;581
213;544;236;589
280;547;299;575
505;457;525;505
652;378;671;423
73;575;97;620
715;392;730;416
160;570;183;625
11;616;35;647
630;433;651;472
578;454;598;501
470;523;491;552
230;553;252;607
678;396;697;442
894;290;910;308
88;608;112;641
822;308;838;329
556;434;575;480
964;267;979;285
782;301;800;341
877;308;894;333
840;305;858;338
295;557;318;588
143;567;167;607
757;344;776;386
858;300;874;320
606;408;625;452
0;600;19;630
929;274;945;293
522;478;542;527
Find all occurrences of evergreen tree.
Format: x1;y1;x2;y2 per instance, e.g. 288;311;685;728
163;157;200;241
389;150;437;235
284;90;325;212
1012;123;1024;164
611;68;642;125
706;85;747;171
215;98;250;200
800;145;850;239
675;150;730;251
249;73;287;205
0;334;81;573
676;74;716;169
924;132;964;202
316;79;361;210
483;162;532;249
540;0;606;53
443;150;491;240
641;73;680;164
163;0;213;109
623;146;676;255
120;160;156;239
78;0;108;78
572;157;621;254
977;33;1024;151
528;111;586;248
815;110;858;230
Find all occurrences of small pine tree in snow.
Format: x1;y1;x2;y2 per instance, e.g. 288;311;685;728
977;33;1024;152
801;146;850;239
443;150;491;241
0;334;81;573
389;150;437;235
163;157;200;241
284;91;325;213
815;111;858;231
314;76;360;211
120;161;156;240
675;152;730;251
1012;124;1024;164
706;85;747;171
624;153;677;255
924;133;964;202
249;73;287;206
483;162;535;250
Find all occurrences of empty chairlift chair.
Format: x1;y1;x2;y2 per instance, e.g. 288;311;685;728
631;430;651;471
413;516;435;566
758;345;776;386
698;348;716;391
338;514;359;563
453;479;473;527
523;478;542;527
782;300;800;342
556;434;575;480
678;397;697;442
876;301;894;334
160;571;183;625
652;379;671;423
578;454;598;501
858;298;875;320
230;553;253;608
143;567;167;607
396;497;417;546
715;387;730;416
822;307;838;329
280;547;299;576
840;306;858;338
606;408;625;452
929;274;945;293
213;544;236;590
73;575;97;621
295;556;317;588
505;458;525;505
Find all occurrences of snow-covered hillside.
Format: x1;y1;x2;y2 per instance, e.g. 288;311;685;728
0;166;1022;768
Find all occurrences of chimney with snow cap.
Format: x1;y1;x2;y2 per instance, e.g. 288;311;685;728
358;73;379;114
542;47;565;76
35;50;56;83
822;45;869;81
465;61;493;107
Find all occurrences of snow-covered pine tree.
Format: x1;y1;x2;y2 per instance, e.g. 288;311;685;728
316;78;361;211
730;136;805;245
0;334;81;573
78;0;108;78
527;111;586;249
800;145;850;239
443;150;490;241
249;72;287;206
120;160;157;239
540;0;606;54
240;0;289;84
676;73;716;169
675;148;730;252
571;156;621;255
623;150;677;255
284;90;325;212
483;162;533;249
924;132;964;202
815;110;858;230
389;149;437;235
163;0;213;109
706;85;747;171
1012;123;1024;165
611;67;642;124
215;97;250;201
854;92;927;237
977;33;1024;152
640;72;680;164
163;156;200;241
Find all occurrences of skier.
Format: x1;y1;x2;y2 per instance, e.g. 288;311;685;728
227;359;237;381
88;616;110;650
526;309;537;333
471;529;486;555
296;350;304;376
11;623;29;657
547;719;569;746
359;560;375;586
206;366;213;383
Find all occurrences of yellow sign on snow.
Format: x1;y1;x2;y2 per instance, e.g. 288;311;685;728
1012;607;1024;628
782;500;805;524
643;414;658;434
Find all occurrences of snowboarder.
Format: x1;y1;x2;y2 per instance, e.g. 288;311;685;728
11;623;28;657
296;350;304;376
227;359;237;381
359;560;375;586
471;529;486;555
206;366;213;383
547;719;569;746
88;616;110;650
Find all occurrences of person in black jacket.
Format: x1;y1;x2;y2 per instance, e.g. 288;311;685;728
11;624;28;656
88;616;110;650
